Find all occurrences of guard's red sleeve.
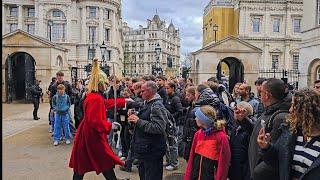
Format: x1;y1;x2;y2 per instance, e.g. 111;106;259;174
105;98;126;110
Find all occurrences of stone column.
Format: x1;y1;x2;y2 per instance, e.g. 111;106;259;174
37;3;44;37
18;5;23;30
66;5;72;42
284;43;290;69
2;4;6;34
80;6;86;43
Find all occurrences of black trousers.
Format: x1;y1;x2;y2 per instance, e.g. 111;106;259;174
73;169;117;180
138;157;163;180
33;99;40;118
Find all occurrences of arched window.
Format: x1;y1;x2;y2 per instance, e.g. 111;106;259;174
196;59;200;72
317;66;320;80
47;9;66;42
56;56;63;67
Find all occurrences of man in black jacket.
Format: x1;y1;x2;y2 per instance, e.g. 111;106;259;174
128;81;167;180
248;78;291;180
30;80;43;120
156;75;168;104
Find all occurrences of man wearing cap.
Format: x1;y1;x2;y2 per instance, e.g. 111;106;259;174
30;80;43;120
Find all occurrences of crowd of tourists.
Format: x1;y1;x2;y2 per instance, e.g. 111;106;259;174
39;58;320;180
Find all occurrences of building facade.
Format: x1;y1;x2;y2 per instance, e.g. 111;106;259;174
191;0;303;92
299;0;320;88
123;14;181;77
2;0;124;102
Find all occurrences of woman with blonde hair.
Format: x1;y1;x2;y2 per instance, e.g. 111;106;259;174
184;105;231;180
69;58;129;180
257;88;320;180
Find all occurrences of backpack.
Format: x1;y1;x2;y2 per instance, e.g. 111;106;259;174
151;101;177;140
265;110;290;133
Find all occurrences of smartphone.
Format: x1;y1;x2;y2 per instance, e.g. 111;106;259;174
261;120;266;129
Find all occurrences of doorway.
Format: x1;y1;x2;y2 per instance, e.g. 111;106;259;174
217;57;244;93
6;52;36;103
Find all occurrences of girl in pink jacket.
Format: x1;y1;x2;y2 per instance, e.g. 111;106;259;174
184;105;231;180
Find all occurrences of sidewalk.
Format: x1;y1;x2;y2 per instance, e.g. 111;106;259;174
2;102;50;138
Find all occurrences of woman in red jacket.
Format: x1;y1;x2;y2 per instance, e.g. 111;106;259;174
184;105;231;180
69;58;127;180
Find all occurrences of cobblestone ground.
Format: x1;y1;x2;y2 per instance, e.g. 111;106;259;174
3;103;186;180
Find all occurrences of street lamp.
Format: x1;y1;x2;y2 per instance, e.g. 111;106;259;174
213;24;218;42
154;43;162;76
100;41;107;66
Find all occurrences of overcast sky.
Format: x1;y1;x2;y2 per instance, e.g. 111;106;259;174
122;0;209;58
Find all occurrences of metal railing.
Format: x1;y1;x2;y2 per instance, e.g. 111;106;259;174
259;69;300;89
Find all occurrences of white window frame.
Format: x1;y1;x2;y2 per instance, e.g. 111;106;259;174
105;8;110;19
27;24;35;34
292;55;299;70
10;23;18;32
104;28;110;42
293;19;301;33
317;67;320;80
272;55;279;70
52;10;62;17
89;7;97;18
89;26;97;43
27;8;35;17
252;17;261;33
10;7;18;17
52;23;66;41
273;18;281;33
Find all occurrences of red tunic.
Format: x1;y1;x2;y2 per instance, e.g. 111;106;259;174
69;93;126;175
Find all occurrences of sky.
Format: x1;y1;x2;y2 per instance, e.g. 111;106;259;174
122;0;209;60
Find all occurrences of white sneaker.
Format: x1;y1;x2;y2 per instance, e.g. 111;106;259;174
165;165;178;171
66;139;71;145
53;141;59;146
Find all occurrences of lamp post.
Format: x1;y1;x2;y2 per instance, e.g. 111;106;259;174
154;43;162;76
100;41;107;68
213;24;218;42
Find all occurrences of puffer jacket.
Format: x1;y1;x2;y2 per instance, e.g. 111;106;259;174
261;124;320;180
164;93;183;125
248;92;292;179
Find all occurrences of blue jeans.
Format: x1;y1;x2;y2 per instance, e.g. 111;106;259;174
165;136;179;167
53;112;71;141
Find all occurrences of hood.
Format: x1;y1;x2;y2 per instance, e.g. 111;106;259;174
195;88;220;107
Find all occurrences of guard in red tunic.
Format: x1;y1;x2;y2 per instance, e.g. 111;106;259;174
69;58;127;180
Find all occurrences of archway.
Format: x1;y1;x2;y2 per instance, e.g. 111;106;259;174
307;58;320;87
217;57;244;93
6;52;36;103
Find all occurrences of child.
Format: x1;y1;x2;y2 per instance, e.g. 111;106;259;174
52;84;72;146
184;105;231;180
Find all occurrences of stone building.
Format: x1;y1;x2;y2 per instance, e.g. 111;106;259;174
2;0;123;102
123;14;181;77
299;0;320;88
191;0;303;92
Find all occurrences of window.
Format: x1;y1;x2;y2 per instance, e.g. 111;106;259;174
52;23;66;41
89;7;97;18
252;18;260;32
27;8;35;17
106;50;111;61
88;48;95;60
105;9;110;19
293;19;301;33
89;26;97;42
167;57;173;68
27;24;35;34
52;10;62;17
56;56;63;67
317;67;320;80
272;55;279;69
104;28;110;42
10;23;18;32
293;55;299;70
273;18;280;32
10;7;18;17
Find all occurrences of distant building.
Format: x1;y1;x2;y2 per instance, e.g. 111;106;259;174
2;0;123;102
191;0;303;92
123;14;181;77
299;0;320;88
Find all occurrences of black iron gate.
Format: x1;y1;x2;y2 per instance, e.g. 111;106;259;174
71;65;88;84
259;69;300;89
